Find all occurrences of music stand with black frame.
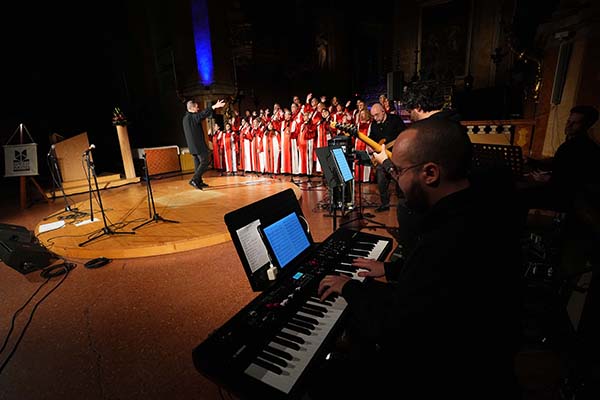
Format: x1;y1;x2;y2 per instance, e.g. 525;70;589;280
133;153;179;230
315;146;353;232
340;150;387;229
78;147;135;247
44;145;88;221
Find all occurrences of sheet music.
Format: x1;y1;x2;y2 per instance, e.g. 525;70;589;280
236;220;270;273
39;220;65;233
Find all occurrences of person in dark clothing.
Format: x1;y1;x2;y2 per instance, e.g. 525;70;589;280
369;102;406;212
393;80;462;252
521;105;599;214
564;105;599;141
537;106;600;276
315;119;524;399
183;99;226;189
401;78;461;122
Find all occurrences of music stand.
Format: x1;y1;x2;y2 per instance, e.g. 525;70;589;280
340;150;386;229
44;146;88;221
133;153;179;230
315;146;353;232
79;148;135;246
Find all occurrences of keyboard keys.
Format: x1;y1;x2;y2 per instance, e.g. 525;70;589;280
245;295;349;394
265;345;294;361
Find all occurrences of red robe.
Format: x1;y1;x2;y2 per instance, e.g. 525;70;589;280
297;121;316;175
290;111;303;175
240;125;253;172
211;129;223;170
315;117;332;173
354;121;373;182
271;109;284;132
251;127;265;173
266;129;280;174
221;130;237;173
280;120;292;174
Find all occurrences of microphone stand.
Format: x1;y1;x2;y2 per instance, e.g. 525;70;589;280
44;147;88;220
79;148;135;246
133;153;179;230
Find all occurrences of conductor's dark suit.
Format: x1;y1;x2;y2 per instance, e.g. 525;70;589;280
183;107;213;184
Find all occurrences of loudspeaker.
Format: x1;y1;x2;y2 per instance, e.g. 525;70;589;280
0;240;53;274
387;71;404;100
0;223;34;243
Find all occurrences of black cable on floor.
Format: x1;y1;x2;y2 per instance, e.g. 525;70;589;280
0;280;51;355
0;263;72;375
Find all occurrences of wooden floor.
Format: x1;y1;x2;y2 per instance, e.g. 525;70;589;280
34;175;301;259
0;171;563;400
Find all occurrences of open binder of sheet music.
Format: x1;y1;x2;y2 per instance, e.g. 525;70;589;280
235;220;270;274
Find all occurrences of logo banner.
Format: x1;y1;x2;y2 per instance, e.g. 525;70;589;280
4;143;39;177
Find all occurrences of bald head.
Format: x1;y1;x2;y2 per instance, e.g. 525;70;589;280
371;103;386;124
391;128;417;166
187;100;198;112
371;103;384;114
392;119;471;181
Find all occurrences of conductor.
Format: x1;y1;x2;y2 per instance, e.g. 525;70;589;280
183;98;226;189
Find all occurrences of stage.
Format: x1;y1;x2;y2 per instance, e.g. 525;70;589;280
34;175;301;259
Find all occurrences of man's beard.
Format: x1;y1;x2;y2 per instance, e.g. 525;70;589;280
404;179;428;213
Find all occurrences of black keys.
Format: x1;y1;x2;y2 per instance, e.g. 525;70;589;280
272;336;301;351
286;323;312;336
290;318;315;331
259;351;288;368
254;357;283;375
265;345;294;361
352;242;375;251
278;331;305;344
348;249;370;257
293;314;319;325
300;307;324;318
303;302;328;314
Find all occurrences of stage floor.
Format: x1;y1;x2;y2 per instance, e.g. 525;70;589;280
35;175;300;259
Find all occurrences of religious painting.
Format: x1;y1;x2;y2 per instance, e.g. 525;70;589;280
419;0;472;81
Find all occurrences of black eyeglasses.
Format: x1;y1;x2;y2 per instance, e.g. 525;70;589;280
390;162;426;179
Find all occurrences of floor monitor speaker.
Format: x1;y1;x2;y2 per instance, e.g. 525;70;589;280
0;240;53;274
0;223;33;243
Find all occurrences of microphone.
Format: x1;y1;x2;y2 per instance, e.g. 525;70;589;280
83;144;96;155
47;144;55;157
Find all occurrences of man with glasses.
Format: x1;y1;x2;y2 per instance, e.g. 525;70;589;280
369;102;406;212
314;119;523;399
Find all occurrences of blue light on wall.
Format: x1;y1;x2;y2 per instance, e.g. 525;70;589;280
191;0;214;86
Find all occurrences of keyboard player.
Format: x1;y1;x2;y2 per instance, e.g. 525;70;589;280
311;120;523;399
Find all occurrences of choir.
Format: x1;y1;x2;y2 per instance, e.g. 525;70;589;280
207;93;397;182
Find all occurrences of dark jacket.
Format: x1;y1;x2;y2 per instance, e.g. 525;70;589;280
426;109;462;122
550;133;600;211
342;187;523;397
182;107;214;155
369;113;406;147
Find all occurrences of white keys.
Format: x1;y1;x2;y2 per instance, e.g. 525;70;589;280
340;239;388;282
354;239;388;260
334;267;369;282
368;240;388;259
244;295;348;395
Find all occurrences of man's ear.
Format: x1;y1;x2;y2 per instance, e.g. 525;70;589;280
422;162;440;185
